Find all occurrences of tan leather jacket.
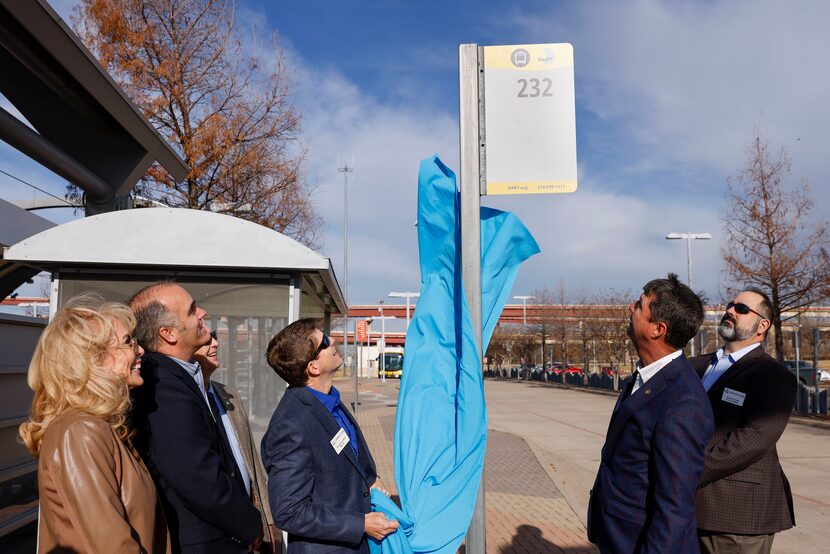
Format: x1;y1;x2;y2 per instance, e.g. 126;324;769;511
37;410;171;553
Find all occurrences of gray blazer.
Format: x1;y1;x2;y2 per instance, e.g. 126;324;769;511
690;347;796;534
212;381;276;552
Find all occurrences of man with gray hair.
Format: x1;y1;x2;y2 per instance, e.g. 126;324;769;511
130;282;263;553
690;288;796;554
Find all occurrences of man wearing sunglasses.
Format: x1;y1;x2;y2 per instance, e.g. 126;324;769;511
690;289;796;554
195;330;277;552
262;319;398;552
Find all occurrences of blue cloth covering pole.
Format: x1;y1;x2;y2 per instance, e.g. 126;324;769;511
370;156;539;554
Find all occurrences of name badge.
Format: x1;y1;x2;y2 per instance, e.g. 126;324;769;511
330;428;350;454
722;387;746;407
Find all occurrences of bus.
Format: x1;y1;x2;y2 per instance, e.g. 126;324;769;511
377;350;404;379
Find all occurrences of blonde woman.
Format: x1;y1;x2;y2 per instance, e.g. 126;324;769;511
19;294;170;553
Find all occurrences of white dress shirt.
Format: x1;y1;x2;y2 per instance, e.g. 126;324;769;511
633;350;683;394
208;383;252;495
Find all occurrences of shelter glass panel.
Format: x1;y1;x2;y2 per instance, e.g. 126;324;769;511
57;278;291;432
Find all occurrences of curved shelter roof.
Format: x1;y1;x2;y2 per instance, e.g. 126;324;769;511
0;0;187;214
3;208;345;313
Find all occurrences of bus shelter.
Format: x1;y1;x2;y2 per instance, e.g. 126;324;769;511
3;207;346;422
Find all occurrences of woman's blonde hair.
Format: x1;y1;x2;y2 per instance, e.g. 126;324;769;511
19;294;137;456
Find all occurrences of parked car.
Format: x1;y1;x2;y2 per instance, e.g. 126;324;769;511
783;360;818;387
553;364;583;376
518;365;534;380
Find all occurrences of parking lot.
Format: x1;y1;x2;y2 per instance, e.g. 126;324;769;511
484;379;830;553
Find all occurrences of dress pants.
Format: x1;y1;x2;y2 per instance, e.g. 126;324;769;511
698;532;775;554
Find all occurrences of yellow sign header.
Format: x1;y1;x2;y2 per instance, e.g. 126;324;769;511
484;43;574;72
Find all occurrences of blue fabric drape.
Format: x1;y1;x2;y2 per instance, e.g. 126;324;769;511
370;156;539;554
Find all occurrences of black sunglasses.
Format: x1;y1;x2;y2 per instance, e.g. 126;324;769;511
311;333;331;361
726;301;767;319
210;330;218;340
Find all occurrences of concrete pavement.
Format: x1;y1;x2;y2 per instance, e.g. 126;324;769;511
486;379;830;553
338;377;598;553
338;376;830;553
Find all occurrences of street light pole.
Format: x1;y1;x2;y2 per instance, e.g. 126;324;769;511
379;300;385;383
338;154;354;407
388;291;420;329
338;155;353;305
666;232;712;356
513;295;535;325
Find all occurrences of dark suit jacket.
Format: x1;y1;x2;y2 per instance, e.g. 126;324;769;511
131;352;262;553
261;386;377;553
211;381;276;552
588;354;714;554
690;347;796;534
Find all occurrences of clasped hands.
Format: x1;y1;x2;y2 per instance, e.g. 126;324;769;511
365;478;399;541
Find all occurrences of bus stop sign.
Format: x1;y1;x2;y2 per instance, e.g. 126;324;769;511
483;43;577;195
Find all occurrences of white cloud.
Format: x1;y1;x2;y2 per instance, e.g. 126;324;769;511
294;58;731;300
486;179;722;301
517;0;830;195
5;0;825;307
285;56;459;299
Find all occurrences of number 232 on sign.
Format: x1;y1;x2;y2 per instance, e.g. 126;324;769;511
517;78;553;98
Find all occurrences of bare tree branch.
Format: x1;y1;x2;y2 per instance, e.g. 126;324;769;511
721;130;830;359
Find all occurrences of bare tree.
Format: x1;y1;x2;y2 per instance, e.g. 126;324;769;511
722;130;830;359
72;0;321;247
530;287;554;367
486;324;520;370
551;281;569;363
591;290;635;375
574;290;595;373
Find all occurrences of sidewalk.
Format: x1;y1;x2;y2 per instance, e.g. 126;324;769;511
337;377;597;554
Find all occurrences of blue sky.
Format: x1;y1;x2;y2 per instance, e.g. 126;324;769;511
3;0;829;314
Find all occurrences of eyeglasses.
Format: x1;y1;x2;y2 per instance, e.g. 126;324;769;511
310;333;331;362
210;330;218;340
119;335;140;351
726;301;767;319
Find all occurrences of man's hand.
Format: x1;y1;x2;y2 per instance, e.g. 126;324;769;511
371;478;390;496
248;528;264;551
364;512;399;541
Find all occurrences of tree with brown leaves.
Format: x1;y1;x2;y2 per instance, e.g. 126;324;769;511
722;131;830;359
72;0;320;246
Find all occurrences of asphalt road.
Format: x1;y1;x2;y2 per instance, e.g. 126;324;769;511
484;379;830;554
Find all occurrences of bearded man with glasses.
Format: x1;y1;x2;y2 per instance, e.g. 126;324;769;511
262;319;398;553
690;288;796;554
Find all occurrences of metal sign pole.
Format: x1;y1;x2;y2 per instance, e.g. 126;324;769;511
459;42;486;554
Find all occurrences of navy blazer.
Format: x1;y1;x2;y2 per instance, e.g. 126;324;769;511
261;386;377;553
588;354;714;554
131;352;262;553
